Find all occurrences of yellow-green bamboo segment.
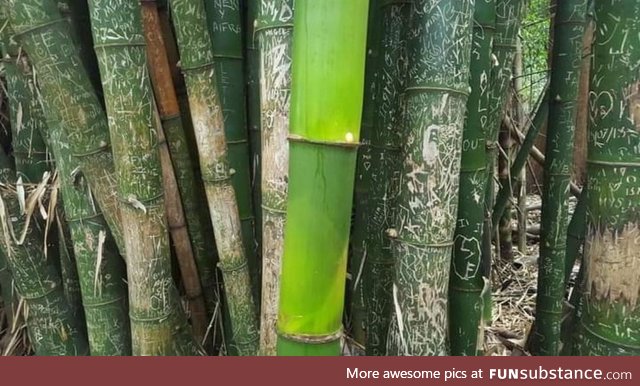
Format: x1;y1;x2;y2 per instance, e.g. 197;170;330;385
276;0;369;356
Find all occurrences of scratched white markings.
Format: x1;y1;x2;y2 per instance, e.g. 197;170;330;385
256;0;293;356
574;0;640;355
171;0;258;355
387;0;473;356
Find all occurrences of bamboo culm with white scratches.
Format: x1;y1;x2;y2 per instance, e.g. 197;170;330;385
529;0;588;356
87;0;202;355
573;0;640;356
170;0;259;356
255;0;294;356
386;0;473;356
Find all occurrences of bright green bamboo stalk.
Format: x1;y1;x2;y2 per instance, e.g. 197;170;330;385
205;0;258;283
529;0;588;356
573;0;640;356
255;0;293;356
480;0;526;323
276;0;369;356
170;0;259;356
492;84;549;226
449;0;495;356
87;0;201;356
6;0;126;253
0;147;89;355
385;0;473;356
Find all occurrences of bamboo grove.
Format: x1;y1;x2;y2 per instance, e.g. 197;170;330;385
0;0;637;357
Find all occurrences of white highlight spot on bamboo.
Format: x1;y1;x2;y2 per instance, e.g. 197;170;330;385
422;125;439;165
345;132;354;143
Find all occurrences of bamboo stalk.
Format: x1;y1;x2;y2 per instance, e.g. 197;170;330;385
254;0;293;356
529;0;588;356
46;125;132;355
492;84;549;227
449;0;495;356
0;147;89;355
0;249;13;327
244;0;262;261
385;0;473;356
508;121;583;197
140;0;217;337
276;0;369;356
349;0;381;350
355;0;409;356
0;15;90;354
170;0;259;356
7;0;126;253
573;0;640;356
479;0;526;323
512;37;527;254
3;16;133;354
4;36;88;335
87;0;201;355
155;109;209;344
205;0;258;290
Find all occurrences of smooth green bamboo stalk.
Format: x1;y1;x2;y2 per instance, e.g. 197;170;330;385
492;84;549;226
7;0;126;253
205;0;258;285
385;0;473;356
87;0;201;355
255;0;293;356
449;0;495;356
529;0;587;356
276;0;369;356
170;0;259;356
573;0;640;356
